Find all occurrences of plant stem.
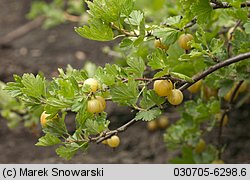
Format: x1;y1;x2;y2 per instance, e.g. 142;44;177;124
179;52;250;91
217;81;243;159
90;118;137;144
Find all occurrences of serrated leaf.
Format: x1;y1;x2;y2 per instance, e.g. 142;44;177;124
140;89;165;109
95;66;116;86
85;114;109;135
153;28;179;45
75;18;113;41
126;58;145;77
135;108;162;121
124;10;144;26
36;133;61;146
46;97;73;110
110;80;138;106
56;145;80;160
4;82;23;97
148;49;168;70
71;97;87;112
191;0;212;25
86;0;134;22
21;74;46;98
210;38;224;54
42;114;68;137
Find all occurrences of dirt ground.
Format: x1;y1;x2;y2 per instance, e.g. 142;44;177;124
0;0;250;164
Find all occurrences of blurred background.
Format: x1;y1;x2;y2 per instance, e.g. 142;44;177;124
0;0;250;163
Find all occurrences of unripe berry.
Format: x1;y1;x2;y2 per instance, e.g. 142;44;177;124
157;116;169;129
147;120;158;131
95;96;106;112
87;95;106;114
178;33;194;50
107;135;120;148
187;80;202;94
168;89;183;105
154;39;169;51
153;79;173;97
194;139;206;154
40;111;50;127
84;78;99;92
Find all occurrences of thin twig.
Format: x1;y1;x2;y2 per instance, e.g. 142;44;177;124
64;12;81;22
183;18;197;30
217;81;243;158
90;118;137;144
110;23;137;37
179;52;250;91
227;20;241;58
122;76;187;84
211;1;250;9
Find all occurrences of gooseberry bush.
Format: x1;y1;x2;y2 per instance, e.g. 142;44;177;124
2;0;250;163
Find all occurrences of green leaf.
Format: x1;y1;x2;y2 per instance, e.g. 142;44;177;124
36;133;61;146
148;49;168;70
56;145;80;160
191;0;212;25
84;114;109;135
178;51;204;61
140;89;165;109
170;146;195;164
135;107;162;121
170;72;193;82
120;38;133;48
110;80;139;106
153;28;179;45
133;36;144;47
243;21;250;34
71;97;87;112
126;58;145;77
42;114;68;137
46;97;73;110
153;67;170;78
95;65;119;86
75;18;114;41
208;100;220;114
163;16;182;26
210;38;224;55
193;145;217;164
86;0;134;22
21;74;46;98
124;10;144;26
4;76;24;97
